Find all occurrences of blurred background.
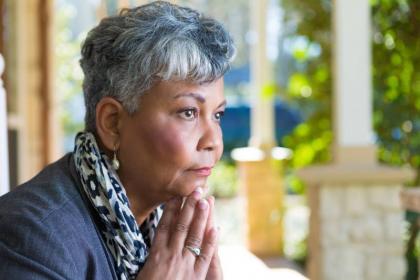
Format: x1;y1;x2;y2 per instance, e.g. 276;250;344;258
0;0;419;279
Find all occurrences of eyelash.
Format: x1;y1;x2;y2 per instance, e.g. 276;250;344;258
178;108;198;120
177;108;225;122
214;111;225;122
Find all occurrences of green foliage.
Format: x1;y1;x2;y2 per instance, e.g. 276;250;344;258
278;0;332;198
372;0;420;185
280;0;420;186
285;172;305;194
280;0;333;180
207;161;239;198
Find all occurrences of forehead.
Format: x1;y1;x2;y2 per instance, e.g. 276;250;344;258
141;79;224;104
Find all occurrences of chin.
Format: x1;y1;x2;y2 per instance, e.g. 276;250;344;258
178;179;208;197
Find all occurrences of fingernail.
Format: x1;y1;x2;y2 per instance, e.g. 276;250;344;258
198;199;208;210
193;187;203;199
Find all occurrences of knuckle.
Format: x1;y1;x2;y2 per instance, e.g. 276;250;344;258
167;252;180;265
208;239;217;248
205;239;216;250
158;222;170;232
185;236;202;247
175;222;188;233
149;250;162;263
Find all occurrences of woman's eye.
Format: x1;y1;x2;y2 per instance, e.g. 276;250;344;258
214;111;225;122
179;108;197;120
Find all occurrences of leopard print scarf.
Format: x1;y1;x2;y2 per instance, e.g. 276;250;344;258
73;132;163;280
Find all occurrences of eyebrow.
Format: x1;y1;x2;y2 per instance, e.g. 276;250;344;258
173;92;206;103
173;92;227;108
217;100;227;109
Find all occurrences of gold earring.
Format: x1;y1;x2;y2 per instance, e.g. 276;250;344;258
111;145;120;170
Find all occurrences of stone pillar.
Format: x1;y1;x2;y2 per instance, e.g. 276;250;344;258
301;168;413;280
0;53;9;195
232;0;287;257
297;0;415;279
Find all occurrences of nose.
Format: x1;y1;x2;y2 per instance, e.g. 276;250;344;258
197;120;222;152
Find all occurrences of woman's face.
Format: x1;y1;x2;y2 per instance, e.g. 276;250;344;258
117;78;225;202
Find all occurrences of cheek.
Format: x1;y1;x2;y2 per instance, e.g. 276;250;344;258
218;141;223;160
146;124;194;165
215;127;224;160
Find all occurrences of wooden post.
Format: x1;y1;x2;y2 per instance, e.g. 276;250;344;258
232;0;287;257
248;0;275;150
4;0;56;184
333;0;376;164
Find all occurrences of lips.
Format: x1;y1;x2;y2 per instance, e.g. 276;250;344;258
190;167;212;176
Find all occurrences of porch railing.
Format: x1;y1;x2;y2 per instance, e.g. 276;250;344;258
0;53;9;195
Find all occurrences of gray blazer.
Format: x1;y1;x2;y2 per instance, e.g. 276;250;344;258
0;154;118;279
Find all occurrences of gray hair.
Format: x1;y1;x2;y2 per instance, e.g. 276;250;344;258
80;1;236;132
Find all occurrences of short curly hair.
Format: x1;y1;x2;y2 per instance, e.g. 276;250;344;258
80;1;236;132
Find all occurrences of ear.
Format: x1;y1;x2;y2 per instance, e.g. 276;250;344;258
95;97;124;151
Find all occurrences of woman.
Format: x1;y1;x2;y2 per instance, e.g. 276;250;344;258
0;1;235;279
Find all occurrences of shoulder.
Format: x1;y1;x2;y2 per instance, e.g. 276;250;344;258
0;154;116;279
0;154;80;220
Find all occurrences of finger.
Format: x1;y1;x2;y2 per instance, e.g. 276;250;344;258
207;245;223;280
212;245;221;270
195;227;218;274
168;197;186;233
183;199;209;258
205;196;215;233
169;188;202;250
153;196;182;248
204;197;219;274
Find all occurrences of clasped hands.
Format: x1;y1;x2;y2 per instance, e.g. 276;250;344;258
137;188;222;280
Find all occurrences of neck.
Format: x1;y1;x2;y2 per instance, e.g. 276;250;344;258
120;176;167;225
127;191;160;225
